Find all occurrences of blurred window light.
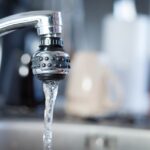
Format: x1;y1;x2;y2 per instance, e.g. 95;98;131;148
21;53;31;65
82;77;93;92
113;0;137;21
18;65;29;77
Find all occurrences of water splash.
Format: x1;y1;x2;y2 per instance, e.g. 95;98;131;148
43;81;59;150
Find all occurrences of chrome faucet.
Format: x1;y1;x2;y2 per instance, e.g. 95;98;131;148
0;10;70;81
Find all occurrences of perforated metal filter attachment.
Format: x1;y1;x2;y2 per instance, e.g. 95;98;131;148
32;48;70;81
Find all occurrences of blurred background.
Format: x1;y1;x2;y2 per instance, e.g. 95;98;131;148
1;0;150;150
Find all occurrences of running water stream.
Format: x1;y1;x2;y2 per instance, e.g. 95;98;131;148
43;81;59;150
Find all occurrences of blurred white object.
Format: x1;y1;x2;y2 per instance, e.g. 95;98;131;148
18;65;29;77
101;0;150;116
66;51;123;118
113;0;137;21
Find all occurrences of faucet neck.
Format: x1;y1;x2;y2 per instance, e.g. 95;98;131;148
0;11;62;37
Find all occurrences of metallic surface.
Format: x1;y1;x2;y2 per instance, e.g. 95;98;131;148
40;36;63;46
0;11;70;81
0;120;150;150
0;11;62;36
32;50;70;76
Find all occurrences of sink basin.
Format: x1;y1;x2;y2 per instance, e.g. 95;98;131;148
0;119;150;150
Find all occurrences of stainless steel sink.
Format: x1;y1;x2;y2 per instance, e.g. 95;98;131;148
0;119;150;150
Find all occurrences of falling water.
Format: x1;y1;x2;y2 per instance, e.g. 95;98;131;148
43;81;59;150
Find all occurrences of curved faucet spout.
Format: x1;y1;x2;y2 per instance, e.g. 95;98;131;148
0;11;62;37
0;10;70;81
